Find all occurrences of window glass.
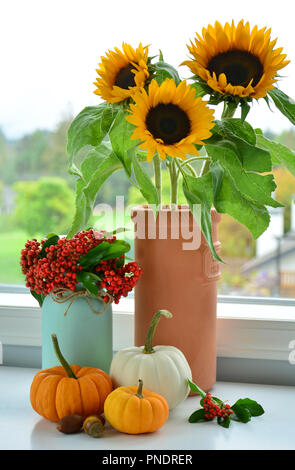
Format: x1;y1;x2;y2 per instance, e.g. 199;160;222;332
1;1;295;300
1;124;295;298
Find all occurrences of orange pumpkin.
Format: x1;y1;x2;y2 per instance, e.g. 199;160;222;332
104;379;169;434
30;334;112;422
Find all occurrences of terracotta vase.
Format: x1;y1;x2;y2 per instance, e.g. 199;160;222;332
131;205;221;392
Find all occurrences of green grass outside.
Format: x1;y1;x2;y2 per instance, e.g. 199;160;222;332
0;231;36;285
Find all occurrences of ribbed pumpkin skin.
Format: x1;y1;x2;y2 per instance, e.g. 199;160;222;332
110;345;192;409
30;365;112;422
104;385;169;434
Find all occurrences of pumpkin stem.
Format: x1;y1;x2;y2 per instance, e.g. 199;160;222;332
51;334;78;379
135;379;144;398
143;310;173;354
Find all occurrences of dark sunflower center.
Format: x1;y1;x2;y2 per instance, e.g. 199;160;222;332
145;104;191;145
208;50;263;87
114;63;136;89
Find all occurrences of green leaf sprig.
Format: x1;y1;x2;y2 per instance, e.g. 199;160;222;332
188;379;264;429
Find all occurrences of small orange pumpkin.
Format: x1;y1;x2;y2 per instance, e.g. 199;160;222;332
30;334;112;422
104;379;169;434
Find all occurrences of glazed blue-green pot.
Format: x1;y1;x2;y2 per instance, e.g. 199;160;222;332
42;294;112;373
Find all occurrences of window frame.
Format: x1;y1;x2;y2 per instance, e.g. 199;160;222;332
1;287;295;372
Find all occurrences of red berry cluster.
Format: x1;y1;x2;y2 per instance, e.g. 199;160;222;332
97;261;142;304
203;392;233;420
20;238;42;275
20;229;142;303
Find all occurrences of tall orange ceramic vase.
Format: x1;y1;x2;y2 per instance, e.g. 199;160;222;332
132;205;221;392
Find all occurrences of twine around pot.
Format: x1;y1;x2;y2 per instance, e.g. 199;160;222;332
50;287;113;316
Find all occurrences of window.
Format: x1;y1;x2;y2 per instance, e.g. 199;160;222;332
1;3;295;301
1;1;295;379
1;126;295;299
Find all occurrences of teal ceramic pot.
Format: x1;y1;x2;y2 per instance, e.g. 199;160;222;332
42;294;112;373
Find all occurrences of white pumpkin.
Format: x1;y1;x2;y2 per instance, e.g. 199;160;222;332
110;310;192;410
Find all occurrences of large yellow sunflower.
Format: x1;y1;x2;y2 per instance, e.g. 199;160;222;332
182;20;289;99
94;43;149;103
126;79;215;162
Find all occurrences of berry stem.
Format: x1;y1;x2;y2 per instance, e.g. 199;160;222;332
51;334;77;379
143;310;172;354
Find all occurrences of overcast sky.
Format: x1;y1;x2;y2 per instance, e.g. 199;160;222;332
1;0;294;139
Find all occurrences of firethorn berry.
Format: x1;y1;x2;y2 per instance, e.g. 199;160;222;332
20;229;142;302
202;392;233;420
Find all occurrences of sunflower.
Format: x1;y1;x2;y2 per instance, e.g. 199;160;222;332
94;43;149;103
182;20;289;99
126;79;215;162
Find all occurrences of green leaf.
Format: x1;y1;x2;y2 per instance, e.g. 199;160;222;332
213;171;270;239
83;147;122;207
31;290;45;307
136;149;149;163
187;380;205;399
190;82;207;98
130;151;159;206
67;178;88;239
240;100;251;122
256;132;295;177
109;110;138;176
153;61;181;85
212;397;224;407
39;235;59;258
206;142;281;208
268;88;295;125
46;232;59;239
217;416;231;428
182;173;223;262
79;239;130;269
67;143;122;238
231;404;251;423
67;103;111;172
79;241;112;268
86;272;102;282
215;118;256;146
213;119;272;173
76;271;99;298
222;100;239;118
211;161;224;203
232;398;264;417
100;239;131;261
101;105;120;134
188;408;207;423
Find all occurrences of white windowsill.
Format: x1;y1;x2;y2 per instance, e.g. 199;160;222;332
1;366;294;450
1;292;295;362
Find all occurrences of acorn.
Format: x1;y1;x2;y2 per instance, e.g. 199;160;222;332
83;415;105;438
57;414;84;434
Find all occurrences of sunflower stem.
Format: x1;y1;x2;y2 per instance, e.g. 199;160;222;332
200;159;211;176
176;157;211;178
153;153;162;206
169;159;178;205
221;101;238;119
